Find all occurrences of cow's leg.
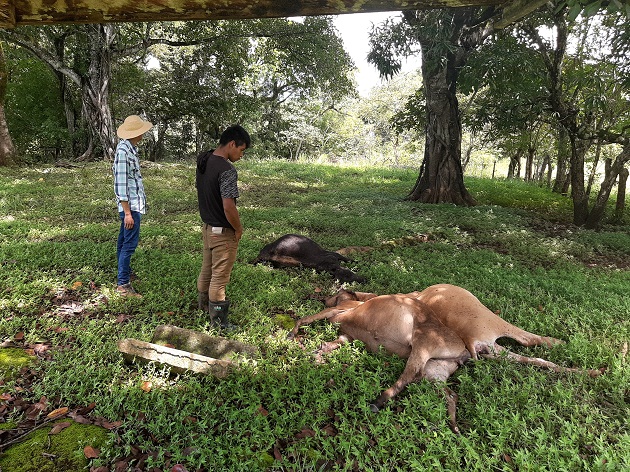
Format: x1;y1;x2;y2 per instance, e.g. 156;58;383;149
286;307;345;340
318;334;353;353
502;327;565;349
287;302;361;340
481;343;604;377
268;255;304;267
311;334;355;364
369;345;431;412
443;386;460;434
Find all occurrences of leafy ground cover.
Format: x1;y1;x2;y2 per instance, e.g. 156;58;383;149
0;161;629;471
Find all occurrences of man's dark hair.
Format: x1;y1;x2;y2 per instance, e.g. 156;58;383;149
219;125;251;149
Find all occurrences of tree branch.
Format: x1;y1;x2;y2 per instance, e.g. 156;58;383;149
0;30;82;86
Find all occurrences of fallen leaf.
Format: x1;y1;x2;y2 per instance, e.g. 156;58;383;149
295;427;316;439
321;423;337;436
33;344;50;356
72;281;83;290
72;414;91;424
78;402;97;415
84;445;100;459
14;331;24;341
49;421;72;435
47;407;69;419
140;381;152;393
99;420;123;430
171;465;188;472
26;399;48;419
273;445;282;461
114;461;129;472
257;405;269;417
53;327;69;333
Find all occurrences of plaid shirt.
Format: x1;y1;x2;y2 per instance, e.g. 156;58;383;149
112;139;146;214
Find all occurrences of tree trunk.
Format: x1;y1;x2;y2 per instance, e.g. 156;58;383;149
84;24;116;160
586;140;602;197
406;40;475;205
569;136;590;226
524;145;535;182
553;126;570;193
462;133;474;172
546;159;553;188
537;154;551;185
585;145;630;229
150;123;167;162
52;33;82;158
0;103;14;166
614;167;628;223
0;42;15;166
507;150;522;179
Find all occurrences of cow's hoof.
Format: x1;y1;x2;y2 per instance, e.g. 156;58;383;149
589;366;607;377
369;403;380;413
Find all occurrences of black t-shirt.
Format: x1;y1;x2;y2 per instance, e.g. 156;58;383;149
196;151;239;228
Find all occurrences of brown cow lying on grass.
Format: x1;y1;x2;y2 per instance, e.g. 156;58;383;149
287;284;604;433
253;234;366;283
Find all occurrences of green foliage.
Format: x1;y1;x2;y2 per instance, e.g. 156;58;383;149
4;45;70;161
2;19;355;162
0;161;628;470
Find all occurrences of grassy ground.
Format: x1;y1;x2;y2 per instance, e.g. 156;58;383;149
0;160;629;471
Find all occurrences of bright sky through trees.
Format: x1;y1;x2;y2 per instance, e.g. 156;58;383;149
333;12;422;95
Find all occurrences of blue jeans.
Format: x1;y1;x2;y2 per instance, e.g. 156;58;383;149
117;211;141;286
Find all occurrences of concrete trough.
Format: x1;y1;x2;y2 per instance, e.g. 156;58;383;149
118;325;258;378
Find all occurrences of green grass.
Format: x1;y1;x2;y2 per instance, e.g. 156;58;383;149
0;161;629;471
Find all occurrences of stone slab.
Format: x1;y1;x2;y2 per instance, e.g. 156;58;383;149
151;325;258;360
117;338;234;378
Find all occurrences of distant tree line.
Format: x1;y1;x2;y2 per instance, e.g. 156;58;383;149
0;18;355;164
0;1;628;228
369;0;629;227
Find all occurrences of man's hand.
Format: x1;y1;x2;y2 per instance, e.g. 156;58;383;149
124;213;135;229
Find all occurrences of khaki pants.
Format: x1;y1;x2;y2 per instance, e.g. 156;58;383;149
197;225;238;302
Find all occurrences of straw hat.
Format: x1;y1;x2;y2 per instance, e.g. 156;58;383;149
117;115;153;139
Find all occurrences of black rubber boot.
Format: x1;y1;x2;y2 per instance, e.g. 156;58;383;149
209;300;237;331
198;291;209;310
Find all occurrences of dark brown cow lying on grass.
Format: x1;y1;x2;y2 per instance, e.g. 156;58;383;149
288;284;604;433
253;234;366;283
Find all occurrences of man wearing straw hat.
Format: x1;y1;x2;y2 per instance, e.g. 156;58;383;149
113;115;153;297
